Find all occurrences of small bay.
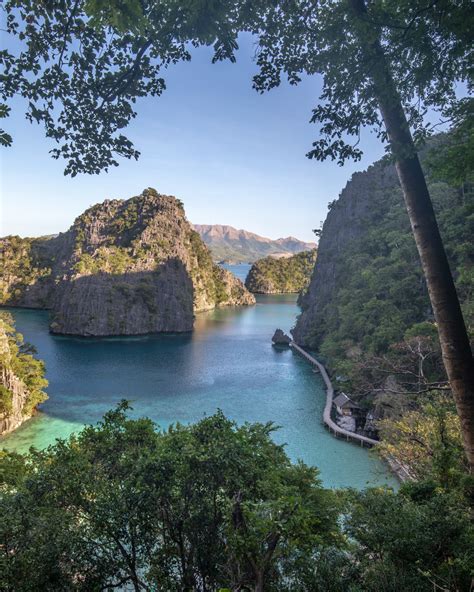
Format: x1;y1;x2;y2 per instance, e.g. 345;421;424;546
1;265;396;489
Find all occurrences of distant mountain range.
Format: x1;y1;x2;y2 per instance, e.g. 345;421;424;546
193;224;316;263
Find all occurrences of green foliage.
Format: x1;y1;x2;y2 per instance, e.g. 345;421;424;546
189;229;213;270
2;2;470;173
345;485;474;592
1;405;472;591
188;230;245;306
310;145;473;396
73;246;135;275
85;0;147;33
212;268;230;304
0;236;52;304
378;393;467;485
246;250;316;294
0;103;12;147
249;0;471;164
2;1;168;175
0;405;340;591
426;99;474;188
0;386;13;414
111;197;140;234
0;313;48;418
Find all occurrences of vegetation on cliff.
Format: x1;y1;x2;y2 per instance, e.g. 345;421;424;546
245;250;316;294
0;313;48;432
293;134;472;474
1;405;472;592
0;190;254;336
0;236;53;305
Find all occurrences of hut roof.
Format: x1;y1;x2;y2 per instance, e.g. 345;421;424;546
333;393;360;409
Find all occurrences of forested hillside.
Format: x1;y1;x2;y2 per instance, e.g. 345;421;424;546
294;135;473;432
245;250;316;293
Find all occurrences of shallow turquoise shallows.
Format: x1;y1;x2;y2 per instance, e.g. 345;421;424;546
0;265;397;489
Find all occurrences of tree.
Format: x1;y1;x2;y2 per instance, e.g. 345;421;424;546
2;405;473;591
426;100;474;193
245;0;474;468
0;312;48;416
0;404;341;591
345;0;474;474
2;1;473;468
0;0;250;175
377;392;466;484
346;484;474;592
347;323;448;400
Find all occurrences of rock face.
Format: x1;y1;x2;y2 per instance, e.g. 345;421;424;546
245;250;316;294
193;224;316;263
292;161;400;346
0;314;48;435
0;189;255;336
0;356;30;436
272;329;291;346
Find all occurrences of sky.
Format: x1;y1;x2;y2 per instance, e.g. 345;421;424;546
0;34;386;243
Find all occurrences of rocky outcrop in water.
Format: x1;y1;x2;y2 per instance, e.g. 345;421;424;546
245;250;316;294
0;189;255;336
271;329;291;346
0;314;48;435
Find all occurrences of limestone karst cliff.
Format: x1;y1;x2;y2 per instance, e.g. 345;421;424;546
292;161;401;347
0;313;48;435
0;189;255;336
245;250;317;294
292;140;472;391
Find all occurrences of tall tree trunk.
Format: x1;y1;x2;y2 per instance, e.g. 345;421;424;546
254;571;264;592
348;0;474;471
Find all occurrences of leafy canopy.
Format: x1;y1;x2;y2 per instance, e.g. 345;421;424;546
1;404;473;591
0;403;340;591
1;0;471;174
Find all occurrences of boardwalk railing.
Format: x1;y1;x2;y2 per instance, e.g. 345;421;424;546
289;341;379;447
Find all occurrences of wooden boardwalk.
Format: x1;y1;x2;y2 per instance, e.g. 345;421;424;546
289;341;379;447
289;341;413;481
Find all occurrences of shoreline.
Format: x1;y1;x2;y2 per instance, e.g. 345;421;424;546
289;341;412;482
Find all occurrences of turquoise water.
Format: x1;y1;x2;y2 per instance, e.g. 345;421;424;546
0;266;396;489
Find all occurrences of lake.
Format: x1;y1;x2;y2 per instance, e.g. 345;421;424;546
0;264;396;489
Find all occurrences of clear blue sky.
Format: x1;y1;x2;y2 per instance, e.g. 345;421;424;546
0;34;386;243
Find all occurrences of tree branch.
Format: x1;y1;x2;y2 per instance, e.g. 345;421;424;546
101;39;152;104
